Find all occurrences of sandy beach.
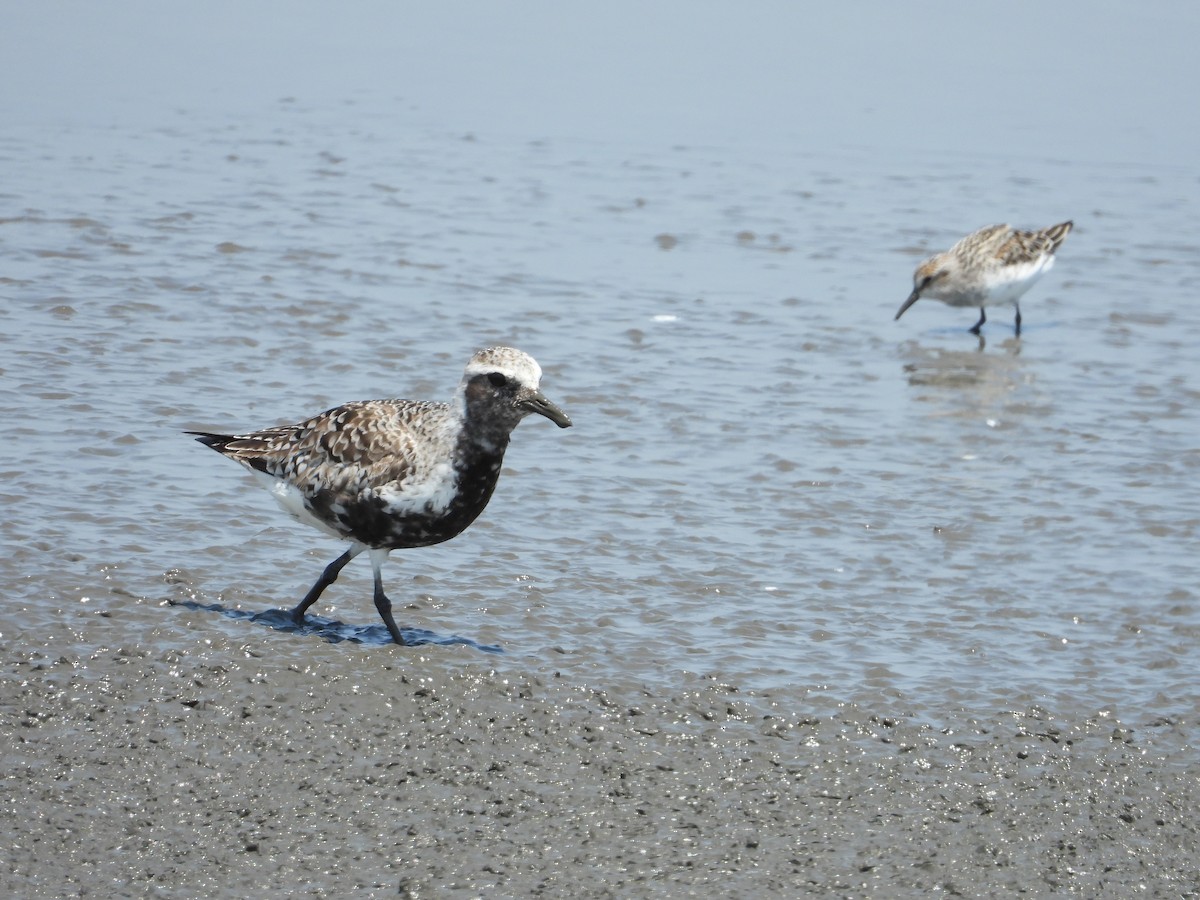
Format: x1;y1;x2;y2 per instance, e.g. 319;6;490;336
3;606;1197;898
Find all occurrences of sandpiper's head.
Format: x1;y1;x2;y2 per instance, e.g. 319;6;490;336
459;347;572;430
895;257;946;320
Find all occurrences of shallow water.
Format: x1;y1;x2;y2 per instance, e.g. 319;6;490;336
2;4;1198;736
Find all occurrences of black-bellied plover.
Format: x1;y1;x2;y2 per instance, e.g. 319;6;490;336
188;347;572;645
895;221;1073;336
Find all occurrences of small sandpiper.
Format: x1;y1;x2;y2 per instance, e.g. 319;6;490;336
189;347;572;645
895;221;1073;336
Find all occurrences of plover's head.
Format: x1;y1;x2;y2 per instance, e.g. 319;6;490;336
895;257;947;320
459;347;572;431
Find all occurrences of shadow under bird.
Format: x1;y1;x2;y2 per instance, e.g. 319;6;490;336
188;346;572;645
895;221;1073;336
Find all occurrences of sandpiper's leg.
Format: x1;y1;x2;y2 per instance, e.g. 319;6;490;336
969;308;986;335
1014;303;1022;336
291;547;360;624
369;548;406;645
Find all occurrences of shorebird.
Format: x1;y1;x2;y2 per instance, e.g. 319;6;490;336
189;347;572;645
895;221;1073;336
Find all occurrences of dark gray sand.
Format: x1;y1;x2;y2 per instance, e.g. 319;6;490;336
3;630;1198;899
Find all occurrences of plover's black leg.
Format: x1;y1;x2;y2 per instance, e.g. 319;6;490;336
969;307;986;334
368;550;406;645
372;581;406;645
291;547;359;624
1014;303;1022;336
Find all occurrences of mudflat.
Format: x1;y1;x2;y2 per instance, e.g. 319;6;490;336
3;623;1196;898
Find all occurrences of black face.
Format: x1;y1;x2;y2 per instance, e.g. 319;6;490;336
465;371;520;411
463;370;572;429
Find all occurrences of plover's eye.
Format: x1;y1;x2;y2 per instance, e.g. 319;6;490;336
488;372;508;387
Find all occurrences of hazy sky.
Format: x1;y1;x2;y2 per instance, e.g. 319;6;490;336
3;2;1196;167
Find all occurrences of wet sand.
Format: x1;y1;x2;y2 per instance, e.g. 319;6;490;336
3;613;1197;898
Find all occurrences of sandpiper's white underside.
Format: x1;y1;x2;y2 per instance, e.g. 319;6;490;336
927;255;1055;309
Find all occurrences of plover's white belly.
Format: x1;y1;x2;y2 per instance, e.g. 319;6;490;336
251;469;347;539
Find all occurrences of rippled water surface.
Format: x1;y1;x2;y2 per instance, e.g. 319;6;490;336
2;4;1198;733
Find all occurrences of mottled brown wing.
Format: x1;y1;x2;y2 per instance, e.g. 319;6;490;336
957;224;1012;263
1039;220;1073;254
997;221;1073;265
193;399;455;496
